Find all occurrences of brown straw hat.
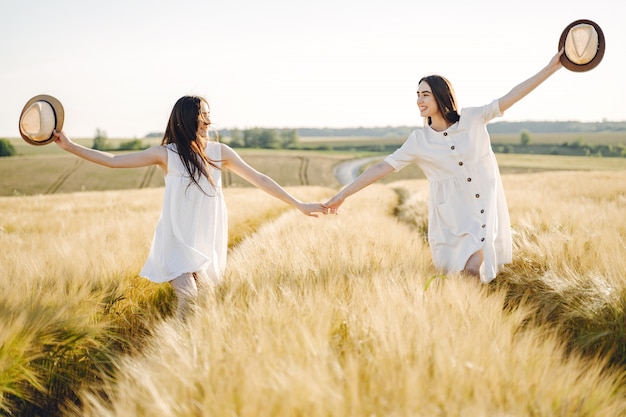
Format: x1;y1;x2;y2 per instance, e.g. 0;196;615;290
18;94;65;145
558;19;605;72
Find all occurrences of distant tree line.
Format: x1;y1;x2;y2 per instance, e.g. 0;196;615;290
487;121;626;134
144;128;300;150
222;128;299;149
294;121;626;137
301;121;620;139
489;129;626;158
92;129;148;151
143;121;626;142
494;142;626;158
296;126;417;138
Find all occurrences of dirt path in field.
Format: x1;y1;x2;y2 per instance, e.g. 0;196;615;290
333;156;383;186
297;156;309;185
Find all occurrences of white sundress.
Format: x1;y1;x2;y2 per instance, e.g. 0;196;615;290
384;99;512;283
140;141;228;284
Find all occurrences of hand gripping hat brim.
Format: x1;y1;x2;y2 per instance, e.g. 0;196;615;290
558;19;605;72
19;94;65;146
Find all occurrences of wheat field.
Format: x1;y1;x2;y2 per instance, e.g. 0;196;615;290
1;171;626;416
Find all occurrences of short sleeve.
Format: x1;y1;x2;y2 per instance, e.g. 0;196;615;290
485;99;502;122
384;130;420;172
460;99;502;125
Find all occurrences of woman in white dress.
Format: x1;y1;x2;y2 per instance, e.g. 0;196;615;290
53;95;326;318
324;50;564;283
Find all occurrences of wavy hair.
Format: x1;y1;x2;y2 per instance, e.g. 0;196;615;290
418;75;460;126
161;96;220;192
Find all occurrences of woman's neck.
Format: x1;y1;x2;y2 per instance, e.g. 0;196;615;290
429;116;452;132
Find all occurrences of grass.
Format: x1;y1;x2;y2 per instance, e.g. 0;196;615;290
364;153;626;183
0;185;330;416
1;168;626;415
0;148;350;196
0;154;164;196
221;149;347;188
3;138;626;196
489;132;626;146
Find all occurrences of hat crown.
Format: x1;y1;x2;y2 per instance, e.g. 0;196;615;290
564;23;599;64
20;101;56;141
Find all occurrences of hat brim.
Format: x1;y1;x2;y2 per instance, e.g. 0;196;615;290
558;19;605;72
18;94;65;146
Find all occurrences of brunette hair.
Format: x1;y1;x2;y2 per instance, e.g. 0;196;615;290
418;75;460;126
161;96;220;192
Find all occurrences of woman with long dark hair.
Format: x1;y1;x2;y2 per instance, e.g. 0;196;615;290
325;50;564;283
54;95;326;318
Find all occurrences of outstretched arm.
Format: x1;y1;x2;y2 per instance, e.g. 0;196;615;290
53;130;167;171
498;49;564;114
220;144;326;217
324;160;394;213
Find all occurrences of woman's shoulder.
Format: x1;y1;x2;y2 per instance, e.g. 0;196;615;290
133;144;168;171
205;141;223;151
459;99;501;122
206;141;230;161
203;140;225;150
408;127;426;139
216;142;235;155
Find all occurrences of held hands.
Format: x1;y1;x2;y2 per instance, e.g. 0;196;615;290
297;202;330;218
296;194;345;217
322;193;345;215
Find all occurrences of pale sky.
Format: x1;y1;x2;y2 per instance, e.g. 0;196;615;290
1;0;624;138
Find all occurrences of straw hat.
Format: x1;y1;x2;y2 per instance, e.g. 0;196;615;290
18;94;65;145
558;19;605;72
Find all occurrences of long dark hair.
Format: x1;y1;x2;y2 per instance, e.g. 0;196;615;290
418;75;460;126
161;96;220;191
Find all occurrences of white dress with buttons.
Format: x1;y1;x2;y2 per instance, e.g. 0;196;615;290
140;141;228;284
385;99;511;283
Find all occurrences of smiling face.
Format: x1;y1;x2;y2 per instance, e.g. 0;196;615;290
416;81;442;120
197;100;211;140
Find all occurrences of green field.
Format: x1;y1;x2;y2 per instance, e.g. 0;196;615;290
0;148;351;196
1;135;626;196
377;153;626;183
490;131;626;145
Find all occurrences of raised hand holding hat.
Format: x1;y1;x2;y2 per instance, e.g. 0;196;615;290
19;94;65;146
